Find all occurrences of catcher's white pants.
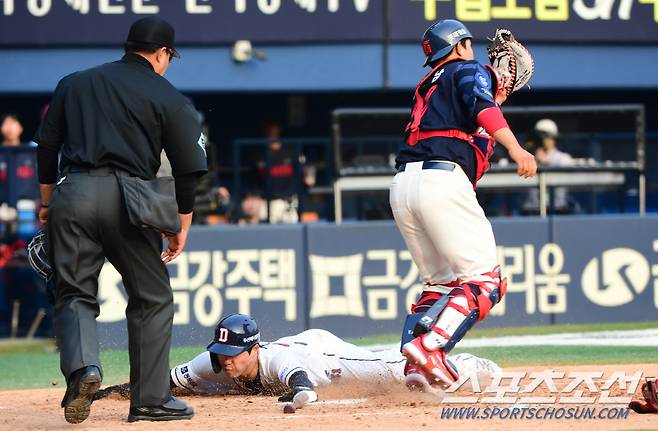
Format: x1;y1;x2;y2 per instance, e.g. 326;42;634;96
389;161;498;293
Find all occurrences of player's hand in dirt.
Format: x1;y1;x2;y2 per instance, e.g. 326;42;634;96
508;146;537;178
292;389;318;408
278;387;318;409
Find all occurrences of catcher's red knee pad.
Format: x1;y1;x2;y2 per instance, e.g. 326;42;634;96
460;266;506;321
407;269;505;355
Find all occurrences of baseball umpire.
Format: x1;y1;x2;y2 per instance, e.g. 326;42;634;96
391;20;536;390
34;17;207;423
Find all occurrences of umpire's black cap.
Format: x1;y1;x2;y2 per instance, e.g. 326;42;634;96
207;314;260;357
126;17;180;58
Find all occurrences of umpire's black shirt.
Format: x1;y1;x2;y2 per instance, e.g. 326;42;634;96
35;53;207;188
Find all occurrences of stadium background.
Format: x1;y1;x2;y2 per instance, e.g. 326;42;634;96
0;3;657;430
0;0;656;346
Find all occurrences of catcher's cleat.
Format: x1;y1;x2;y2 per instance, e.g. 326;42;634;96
404;362;443;394
62;366;102;424
628;378;658;414
402;337;458;387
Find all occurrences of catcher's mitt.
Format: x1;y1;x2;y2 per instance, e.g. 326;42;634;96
487;29;534;96
628;378;658;414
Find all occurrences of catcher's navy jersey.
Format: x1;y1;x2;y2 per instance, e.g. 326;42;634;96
396;59;497;183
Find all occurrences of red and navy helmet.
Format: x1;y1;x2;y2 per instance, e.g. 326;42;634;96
207;314;260;356
421;19;473;67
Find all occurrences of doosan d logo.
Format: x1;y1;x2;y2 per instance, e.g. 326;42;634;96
218;327;229;343
581;248;650;307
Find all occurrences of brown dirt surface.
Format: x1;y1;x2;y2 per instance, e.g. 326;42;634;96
1;363;657;431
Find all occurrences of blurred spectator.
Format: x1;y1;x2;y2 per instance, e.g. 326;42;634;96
533;119;573;167
255;121;316;223
259;122;298;223
523;119;577;214
0;114;49;336
1;114;24;146
229;190;267;225
0;112;39;217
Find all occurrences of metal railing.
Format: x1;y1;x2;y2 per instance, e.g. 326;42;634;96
330;104;647;222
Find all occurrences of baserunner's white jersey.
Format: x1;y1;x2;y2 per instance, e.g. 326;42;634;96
170;329;499;395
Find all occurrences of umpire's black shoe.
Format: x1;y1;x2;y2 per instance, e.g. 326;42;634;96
61;366;102;424
127;397;194;422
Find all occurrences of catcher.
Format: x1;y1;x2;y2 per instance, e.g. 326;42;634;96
95;314;502;409
391;21;535;391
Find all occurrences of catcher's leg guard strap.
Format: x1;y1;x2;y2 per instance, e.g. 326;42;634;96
401;295;450;351
401;313;423;351
420;294;473;352
418;266;507;352
443;310;479;353
411;291;444;314
460;265;507;321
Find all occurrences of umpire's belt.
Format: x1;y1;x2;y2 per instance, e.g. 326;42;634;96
397;161;456;173
65;166;133;177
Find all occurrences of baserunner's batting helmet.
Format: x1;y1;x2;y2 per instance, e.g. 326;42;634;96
421;19;473;67
207;314;260;356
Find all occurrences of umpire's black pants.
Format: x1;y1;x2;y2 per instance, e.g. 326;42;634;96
48;170;173;408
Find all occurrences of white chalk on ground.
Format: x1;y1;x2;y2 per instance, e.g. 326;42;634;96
278;398;367;407
367;328;658;350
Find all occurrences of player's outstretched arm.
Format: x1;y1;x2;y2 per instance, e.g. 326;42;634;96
476;105;537;179
277;370;318;409
494;128;537;178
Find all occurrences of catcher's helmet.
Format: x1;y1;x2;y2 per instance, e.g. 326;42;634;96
207;314;260;356
28;230;52;280
421;19;473;67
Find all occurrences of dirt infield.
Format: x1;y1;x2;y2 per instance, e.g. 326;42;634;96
1;364;656;431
